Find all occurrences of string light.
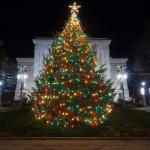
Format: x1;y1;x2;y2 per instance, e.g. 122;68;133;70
31;2;115;128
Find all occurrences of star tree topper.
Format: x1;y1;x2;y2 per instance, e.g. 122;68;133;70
69;2;81;14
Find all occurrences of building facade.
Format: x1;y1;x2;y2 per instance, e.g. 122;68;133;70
15;38;129;101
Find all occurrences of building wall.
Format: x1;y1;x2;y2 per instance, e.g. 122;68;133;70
33;38;52;78
33;38;111;79
15;38;129;101
92;39;111;79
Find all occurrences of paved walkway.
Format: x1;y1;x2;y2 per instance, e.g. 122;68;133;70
0;137;150;150
135;106;150;112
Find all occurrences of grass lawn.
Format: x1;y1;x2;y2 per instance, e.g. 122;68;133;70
0;104;150;137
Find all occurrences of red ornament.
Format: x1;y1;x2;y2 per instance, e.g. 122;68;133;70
71;124;74;128
38;93;41;97
44;88;48;92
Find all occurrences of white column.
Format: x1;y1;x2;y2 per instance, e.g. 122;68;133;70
98;40;111;79
33;39;52;78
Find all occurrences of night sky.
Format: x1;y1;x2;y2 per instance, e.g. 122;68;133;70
0;0;150;58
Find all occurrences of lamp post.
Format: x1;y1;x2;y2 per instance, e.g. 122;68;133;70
17;66;28;102
140;81;146;106
0;81;3;106
117;66;127;100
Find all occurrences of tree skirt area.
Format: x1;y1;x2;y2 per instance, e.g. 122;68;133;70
0;105;150;137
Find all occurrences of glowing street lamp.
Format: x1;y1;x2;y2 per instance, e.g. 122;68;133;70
140;87;145;95
0;81;3;106
140;82;146;106
17;74;28;80
117;66;127;100
17;74;21;79
123;74;128;80
141;81;146;86
117;73;128;80
17;66;28;101
117;74;121;80
0;81;3;86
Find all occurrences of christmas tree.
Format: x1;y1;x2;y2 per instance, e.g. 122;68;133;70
31;2;115;128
